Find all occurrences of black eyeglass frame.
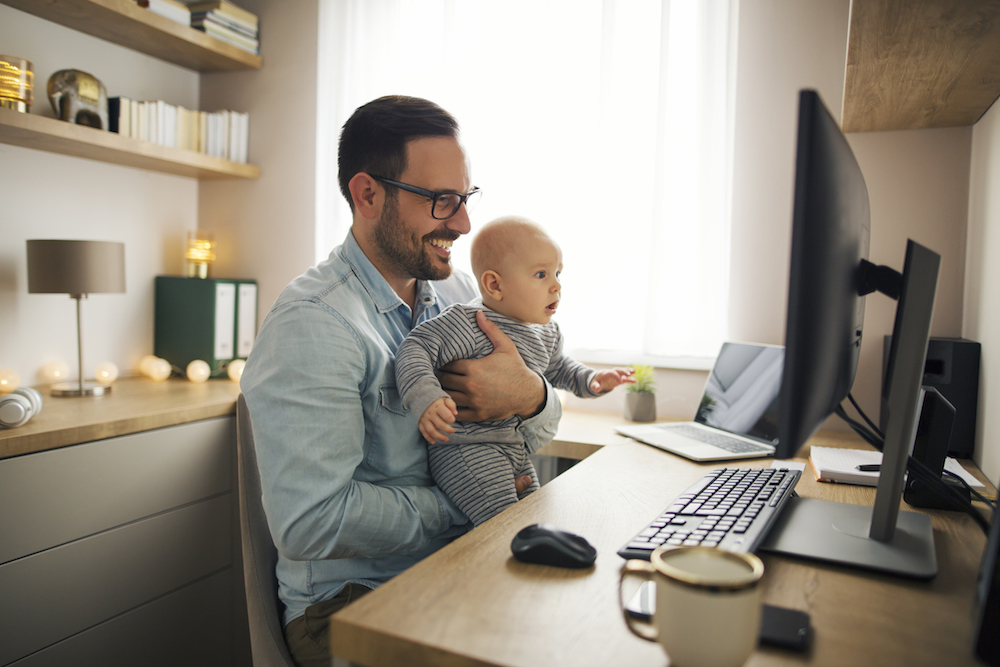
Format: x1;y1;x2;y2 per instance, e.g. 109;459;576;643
370;175;481;220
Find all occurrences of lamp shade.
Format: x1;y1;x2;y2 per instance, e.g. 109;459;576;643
26;240;125;295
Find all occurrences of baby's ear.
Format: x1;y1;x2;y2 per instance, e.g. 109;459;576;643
480;270;503;301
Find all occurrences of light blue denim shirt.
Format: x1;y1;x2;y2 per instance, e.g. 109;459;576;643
240;230;561;625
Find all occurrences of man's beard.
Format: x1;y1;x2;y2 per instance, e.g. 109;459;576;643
373;198;454;281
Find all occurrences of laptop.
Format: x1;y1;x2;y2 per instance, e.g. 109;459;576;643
615;342;784;461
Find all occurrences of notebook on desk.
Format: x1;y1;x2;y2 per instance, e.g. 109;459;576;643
615;342;784;462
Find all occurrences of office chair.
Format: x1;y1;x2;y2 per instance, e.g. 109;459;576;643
236;394;296;667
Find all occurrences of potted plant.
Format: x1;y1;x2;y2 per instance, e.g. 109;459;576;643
624;364;656;422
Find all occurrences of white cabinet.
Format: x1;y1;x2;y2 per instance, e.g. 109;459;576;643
0;417;248;667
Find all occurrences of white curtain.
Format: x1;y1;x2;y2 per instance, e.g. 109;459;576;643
317;0;738;362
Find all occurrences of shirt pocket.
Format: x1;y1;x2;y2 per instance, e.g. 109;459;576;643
364;384;424;478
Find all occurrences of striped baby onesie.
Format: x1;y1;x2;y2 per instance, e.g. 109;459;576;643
396;299;600;526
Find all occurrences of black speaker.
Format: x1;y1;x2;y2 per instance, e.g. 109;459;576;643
882;337;980;457
902;387;970;510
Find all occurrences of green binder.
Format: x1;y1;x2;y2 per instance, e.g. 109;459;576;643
154;276;258;373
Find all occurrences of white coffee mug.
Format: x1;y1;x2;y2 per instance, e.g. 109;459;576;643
619;546;765;667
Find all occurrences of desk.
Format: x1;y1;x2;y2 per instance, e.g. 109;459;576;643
329;409;994;666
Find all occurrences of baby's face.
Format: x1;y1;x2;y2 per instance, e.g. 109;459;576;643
497;235;563;325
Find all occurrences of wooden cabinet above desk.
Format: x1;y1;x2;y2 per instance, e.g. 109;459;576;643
843;0;1000;132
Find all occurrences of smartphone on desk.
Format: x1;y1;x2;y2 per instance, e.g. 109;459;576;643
625;581;811;651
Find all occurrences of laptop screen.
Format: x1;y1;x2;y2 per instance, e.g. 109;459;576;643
694;342;784;445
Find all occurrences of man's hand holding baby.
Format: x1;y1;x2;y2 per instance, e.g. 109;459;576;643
589;368;637;394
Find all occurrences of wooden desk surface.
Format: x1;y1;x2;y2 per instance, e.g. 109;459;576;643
0;377;242;459
330;418;995;667
536;407;656;459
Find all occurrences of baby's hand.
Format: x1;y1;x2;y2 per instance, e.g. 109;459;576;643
590;368;637;393
419;396;458;444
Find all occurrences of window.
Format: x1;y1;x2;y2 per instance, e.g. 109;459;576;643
317;0;738;362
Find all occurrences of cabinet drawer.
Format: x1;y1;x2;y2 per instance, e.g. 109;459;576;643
8;569;233;667
0;494;232;665
0;416;234;564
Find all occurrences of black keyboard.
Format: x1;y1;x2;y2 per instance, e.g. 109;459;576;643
667;423;774;454
617;466;801;559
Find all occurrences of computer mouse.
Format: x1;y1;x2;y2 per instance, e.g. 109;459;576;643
510;523;597;569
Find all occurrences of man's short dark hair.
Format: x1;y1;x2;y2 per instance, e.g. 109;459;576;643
338;96;460;212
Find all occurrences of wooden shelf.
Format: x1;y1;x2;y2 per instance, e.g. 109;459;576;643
0;0;261;72
0;107;260;179
843;0;1000;132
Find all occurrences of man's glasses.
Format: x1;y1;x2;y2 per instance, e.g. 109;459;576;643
371;175;482;220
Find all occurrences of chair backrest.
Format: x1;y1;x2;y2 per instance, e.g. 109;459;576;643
236;394;296;667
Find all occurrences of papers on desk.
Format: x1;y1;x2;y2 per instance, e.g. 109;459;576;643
809;446;986;491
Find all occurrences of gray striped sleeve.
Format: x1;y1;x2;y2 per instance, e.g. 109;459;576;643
541;321;600;398
396;305;480;419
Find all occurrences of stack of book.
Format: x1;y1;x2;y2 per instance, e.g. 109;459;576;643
188;1;260;55
136;0;191;27
108;97;250;164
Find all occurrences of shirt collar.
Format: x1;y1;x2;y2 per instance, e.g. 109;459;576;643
339;229;439;315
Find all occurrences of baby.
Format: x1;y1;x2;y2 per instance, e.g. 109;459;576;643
395;215;634;526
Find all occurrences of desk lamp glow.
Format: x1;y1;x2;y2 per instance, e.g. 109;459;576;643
185;231;216;279
27;240;126;397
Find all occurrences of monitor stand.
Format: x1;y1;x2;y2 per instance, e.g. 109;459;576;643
761;240;941;580
759;497;936;579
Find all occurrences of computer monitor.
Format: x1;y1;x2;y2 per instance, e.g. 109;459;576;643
759;90;941;579
976;497;1000;665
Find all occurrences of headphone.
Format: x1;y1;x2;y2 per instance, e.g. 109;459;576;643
0;387;44;428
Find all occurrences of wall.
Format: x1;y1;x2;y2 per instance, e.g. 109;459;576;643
0;5;199;384
967;99;1000;483
847;127;971;423
198;0;320;316
3;0;989;468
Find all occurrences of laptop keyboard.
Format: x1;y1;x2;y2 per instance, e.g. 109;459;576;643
617;466;800;559
667;423;774;454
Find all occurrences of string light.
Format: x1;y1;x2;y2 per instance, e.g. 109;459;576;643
186;359;210;383
40;360;70;384
0;369;19;394
227;359;246;382
94;361;119;386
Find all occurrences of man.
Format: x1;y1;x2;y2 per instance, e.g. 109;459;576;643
240;96;561;666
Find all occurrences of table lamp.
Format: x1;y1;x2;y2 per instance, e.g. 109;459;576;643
27;240;126;397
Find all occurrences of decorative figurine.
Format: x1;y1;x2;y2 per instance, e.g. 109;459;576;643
0;56;34;112
47;69;107;129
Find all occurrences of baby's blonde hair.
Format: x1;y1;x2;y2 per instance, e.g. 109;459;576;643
471;215;551;280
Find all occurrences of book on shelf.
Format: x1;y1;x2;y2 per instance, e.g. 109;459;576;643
191;10;257;39
808;445;986;491
187;1;258;30
108;97;130;135
105;96;249;163
136;0;191;27
197;19;260;54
